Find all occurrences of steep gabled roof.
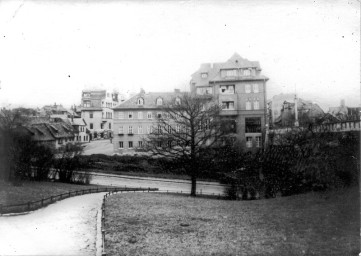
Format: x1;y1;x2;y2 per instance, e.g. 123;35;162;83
191;53;268;86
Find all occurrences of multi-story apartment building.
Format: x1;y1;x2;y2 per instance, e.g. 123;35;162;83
80;89;119;140
112;89;182;153
190;53;268;150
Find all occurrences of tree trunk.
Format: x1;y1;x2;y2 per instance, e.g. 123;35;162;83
190;174;197;197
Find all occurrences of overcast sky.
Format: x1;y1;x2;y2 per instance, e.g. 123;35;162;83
0;0;359;111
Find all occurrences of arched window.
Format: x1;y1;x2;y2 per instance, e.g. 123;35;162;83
156;97;163;106
137;98;144;105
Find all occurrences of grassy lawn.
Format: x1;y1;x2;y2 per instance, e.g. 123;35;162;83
0;180;102;206
104;186;359;256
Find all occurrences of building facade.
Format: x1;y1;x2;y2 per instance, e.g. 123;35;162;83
112;89;182;154
190;53;268;150
80;89;119;140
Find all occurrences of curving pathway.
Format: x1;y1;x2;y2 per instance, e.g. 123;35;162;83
0;192;106;256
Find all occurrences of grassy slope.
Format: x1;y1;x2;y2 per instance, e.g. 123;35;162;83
105;186;359;256
0;180;101;205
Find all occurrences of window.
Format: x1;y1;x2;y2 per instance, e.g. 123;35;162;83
253;98;260;110
245;84;251;93
256;136;261;148
137;98;144;105
222;101;235;110
138;126;143;134
196;87;213;95
102;101;104;106
175;97;181;105
246;100;252;110
83;101;90;107
157;125;162;134
245;118;262;133
246;137;252;148
90;123;93;129
58;139;63;145
147;126;151;134
176;124;180;133
198;121;202;131
157;112;162;118
157;141;162;147
128;112;133;119
138;112;143;119
201;73;208;78
83;93;90;97
119;141;123;148
168;141;172;148
253;83;259;93
147;112;152;119
128;141;133;148
220;85;235;94
156;98;163;106
138;141;143;147
118;126;124;134
119;112;124;119
101;123;104;129
128;126;133;134
243;69;251;76
90;112;93;118
109;123;111;129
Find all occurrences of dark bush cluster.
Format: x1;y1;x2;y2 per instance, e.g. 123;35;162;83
222;130;359;200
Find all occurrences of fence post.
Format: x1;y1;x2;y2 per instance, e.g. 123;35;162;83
50;196;53;203
27;202;31;211
41;199;44;207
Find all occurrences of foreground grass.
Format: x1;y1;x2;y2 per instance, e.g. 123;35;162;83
105;187;359;256
0;180;101;205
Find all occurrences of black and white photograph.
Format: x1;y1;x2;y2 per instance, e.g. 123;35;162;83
0;0;359;255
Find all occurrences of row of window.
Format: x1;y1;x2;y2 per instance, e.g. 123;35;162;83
118;123;192;135
89;123;111;129
78;126;86;132
221;98;260;110
136;97;181;106
220;68;256;78
118;111;166;120
196;84;260;95
118;137;261;149
102;102;116;108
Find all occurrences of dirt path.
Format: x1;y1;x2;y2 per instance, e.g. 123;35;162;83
0;192;106;256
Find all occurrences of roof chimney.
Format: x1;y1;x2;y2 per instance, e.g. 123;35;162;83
174;89;180;93
340;99;345;107
140;88;145;94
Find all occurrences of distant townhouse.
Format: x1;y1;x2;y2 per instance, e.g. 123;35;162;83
26;122;75;149
112;89;182;154
190;53;269;150
80;89;119;140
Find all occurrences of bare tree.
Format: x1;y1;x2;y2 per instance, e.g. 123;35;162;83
143;93;225;196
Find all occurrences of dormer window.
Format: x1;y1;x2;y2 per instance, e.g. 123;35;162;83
201;73;208;79
137;98;144;105
156;98;163;106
